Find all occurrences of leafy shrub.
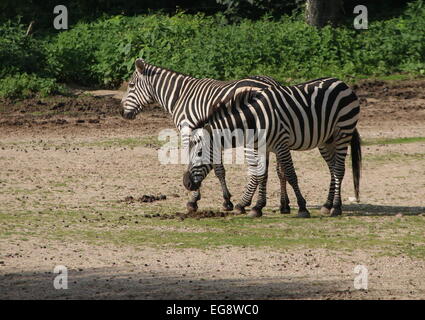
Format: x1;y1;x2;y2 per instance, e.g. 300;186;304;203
0;21;48;78
0;73;64;99
1;0;424;98
46;2;424;86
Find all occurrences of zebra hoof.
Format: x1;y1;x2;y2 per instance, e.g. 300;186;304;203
280;205;291;214
320;205;331;215
234;204;246;215
186;202;198;213
222;201;234;212
297;209;311;218
248;207;263;218
330;207;342;217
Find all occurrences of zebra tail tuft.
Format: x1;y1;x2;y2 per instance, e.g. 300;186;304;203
351;128;362;202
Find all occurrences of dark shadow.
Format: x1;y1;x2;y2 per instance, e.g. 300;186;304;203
0;268;365;300
307;203;425;217
344;203;425;216
340;0;411;24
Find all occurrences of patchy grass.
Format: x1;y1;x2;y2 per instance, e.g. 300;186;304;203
364;152;424;162
0;136;165;149
364;137;425;146
1;206;424;259
80;136;165;149
1;128;424;260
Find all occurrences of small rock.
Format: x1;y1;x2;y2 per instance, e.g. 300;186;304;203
348;197;357;203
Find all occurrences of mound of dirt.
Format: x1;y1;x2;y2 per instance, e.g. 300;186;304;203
353;79;425;100
2;79;425;133
1;95;121;117
175;210;236;220
136;210;236;220
0;93;174;134
352;79;425;124
122;194;167;203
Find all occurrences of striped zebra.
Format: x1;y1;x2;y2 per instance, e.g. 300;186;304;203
183;78;362;218
120;58;289;213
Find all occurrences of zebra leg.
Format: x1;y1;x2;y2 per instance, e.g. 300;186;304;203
330;143;349;217
276;144;310;218
234;173;258;215
276;161;290;214
234;150;263;215
249;155;270;218
213;164;234;211
318;144;336;215
187;190;201;213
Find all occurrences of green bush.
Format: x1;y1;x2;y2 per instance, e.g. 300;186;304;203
0;21;48;78
43;2;424;86
1;0;424;98
0;73;64;99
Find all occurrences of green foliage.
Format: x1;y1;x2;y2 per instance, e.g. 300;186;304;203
216;0;302;20
0;21;47;78
1;1;425;98
0;73;64;99
43;3;425;86
0;0;299;27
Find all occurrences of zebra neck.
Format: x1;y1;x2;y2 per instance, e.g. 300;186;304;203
145;64;195;115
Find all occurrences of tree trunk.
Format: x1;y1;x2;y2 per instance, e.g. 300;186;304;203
306;0;343;28
25;21;35;36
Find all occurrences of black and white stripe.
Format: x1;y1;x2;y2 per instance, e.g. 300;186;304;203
120;59;282;212
183;78;362;218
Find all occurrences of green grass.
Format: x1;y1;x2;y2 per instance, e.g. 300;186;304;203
1;206;425;259
0;136;165;149
364;137;425;146
364;152;424;162
81;136;165;148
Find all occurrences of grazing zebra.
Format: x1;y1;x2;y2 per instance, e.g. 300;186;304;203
183;78;362;218
120;58;288;212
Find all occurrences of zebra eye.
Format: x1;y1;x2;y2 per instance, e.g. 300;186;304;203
197;150;202;157
128;82;135;88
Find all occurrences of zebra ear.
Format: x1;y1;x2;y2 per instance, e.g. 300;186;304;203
135;59;145;74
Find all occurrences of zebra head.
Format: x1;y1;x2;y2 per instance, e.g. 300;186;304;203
120;58;157;120
183;128;214;191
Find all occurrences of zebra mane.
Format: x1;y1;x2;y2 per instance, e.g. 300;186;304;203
209;76;279;113
194;85;266;129
211;85;264;113
192;85;265;130
142;60;204;80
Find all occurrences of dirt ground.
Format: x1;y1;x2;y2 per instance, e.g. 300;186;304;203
1;79;425;299
2;239;424;299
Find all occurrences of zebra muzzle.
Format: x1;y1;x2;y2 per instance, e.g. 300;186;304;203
120;108;136;120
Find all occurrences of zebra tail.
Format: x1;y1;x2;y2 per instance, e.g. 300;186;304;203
351;128;362;202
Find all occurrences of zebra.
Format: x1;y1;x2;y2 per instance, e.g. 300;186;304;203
120;58;291;213
183;78;362;218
